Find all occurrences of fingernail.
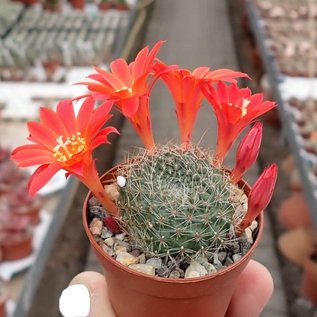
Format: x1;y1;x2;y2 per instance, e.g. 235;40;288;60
59;284;90;317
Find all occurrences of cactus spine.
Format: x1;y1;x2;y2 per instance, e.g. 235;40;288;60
117;145;247;258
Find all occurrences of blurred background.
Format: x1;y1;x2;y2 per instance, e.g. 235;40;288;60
0;0;316;316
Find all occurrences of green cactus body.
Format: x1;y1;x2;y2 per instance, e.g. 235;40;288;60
117;145;247;258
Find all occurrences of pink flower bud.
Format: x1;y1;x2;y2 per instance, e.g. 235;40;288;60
239;164;278;231
231;122;263;183
103;216;121;234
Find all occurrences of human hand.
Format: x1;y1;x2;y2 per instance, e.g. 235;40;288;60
59;259;273;317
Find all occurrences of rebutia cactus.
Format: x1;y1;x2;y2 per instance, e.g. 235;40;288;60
117;145;247;258
11;41;278;262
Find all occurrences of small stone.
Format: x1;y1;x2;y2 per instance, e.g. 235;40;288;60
89;218;103;235
232;254;242;262
90;205;106;218
195;255;209;265
245;228;253;244
224;256;234;266
169;270;181;278
157;265;169;277
101;227;113;239
249;220;258;232
138;253;146;264
146;257;163;269
174;268;185;278
217;252;227;263
101;244;115;257
240;235;252;255
115;233;126;241
104;183;119;202
203;262;217;273
128;264;155;276
130;249;141;257
230;242;241;254
117;176;126;187
186;271;200;278
114;240;131;253
115;244;127;254
104;237;115;247
185;260;208;278
116;252;139;266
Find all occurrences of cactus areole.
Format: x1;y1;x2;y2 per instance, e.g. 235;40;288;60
12;40;278;317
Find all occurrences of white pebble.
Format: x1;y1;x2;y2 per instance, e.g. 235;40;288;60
117;176;126;187
59;284;90;317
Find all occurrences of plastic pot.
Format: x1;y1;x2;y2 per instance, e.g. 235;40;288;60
11;201;41;225
277;228;316;267
82;166;264;317
301;253;317;305
0;296;5;317
278;192;312;230
0;231;33;261
69;0;85;9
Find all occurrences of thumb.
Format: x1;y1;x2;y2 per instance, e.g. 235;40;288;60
59;271;115;317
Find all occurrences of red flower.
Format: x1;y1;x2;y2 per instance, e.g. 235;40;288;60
231;122;263;183
154;63;248;146
202;82;276;164
239;164;278;231
11;98;119;216
79;41;165;149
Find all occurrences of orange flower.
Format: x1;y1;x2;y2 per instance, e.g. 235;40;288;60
11;98;119;216
202;82;276;164
154;63;248;146
79;41;165;149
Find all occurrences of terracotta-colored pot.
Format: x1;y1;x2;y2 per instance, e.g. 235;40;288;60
22;0;39;5
11;201;41;225
278;192;312;230
114;3;129;10
0;231;33;261
69;0;85;10
82;166;264;317
301;253;317;305
278;228;317;267
0;295;5;317
98;2;112;11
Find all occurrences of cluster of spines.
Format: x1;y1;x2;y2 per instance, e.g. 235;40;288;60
117;145;247;258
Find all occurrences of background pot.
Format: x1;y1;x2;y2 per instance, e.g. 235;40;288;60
82;166;264;317
69;0;85;9
301;254;317;305
0;231;33;261
11;201;41;225
277;228;316;267
0;296;5;317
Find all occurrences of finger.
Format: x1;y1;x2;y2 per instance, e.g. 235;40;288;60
225;260;273;317
59;271;115;317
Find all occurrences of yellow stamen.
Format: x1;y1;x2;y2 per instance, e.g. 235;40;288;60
227;99;250;117
241;98;250;117
53;132;86;162
115;86;133;94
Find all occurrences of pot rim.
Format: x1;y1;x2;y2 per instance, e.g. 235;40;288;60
82;165;264;284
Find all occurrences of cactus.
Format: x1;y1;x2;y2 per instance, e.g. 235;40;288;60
117;145;247;258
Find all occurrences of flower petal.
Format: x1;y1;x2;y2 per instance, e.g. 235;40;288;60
110;58;132;87
28;163;62;195
120;95;139;117
56;100;76;135
27;121;58;148
40;107;68;136
11;144;54;167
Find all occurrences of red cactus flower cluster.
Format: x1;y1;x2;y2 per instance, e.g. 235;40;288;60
11;40;278;228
